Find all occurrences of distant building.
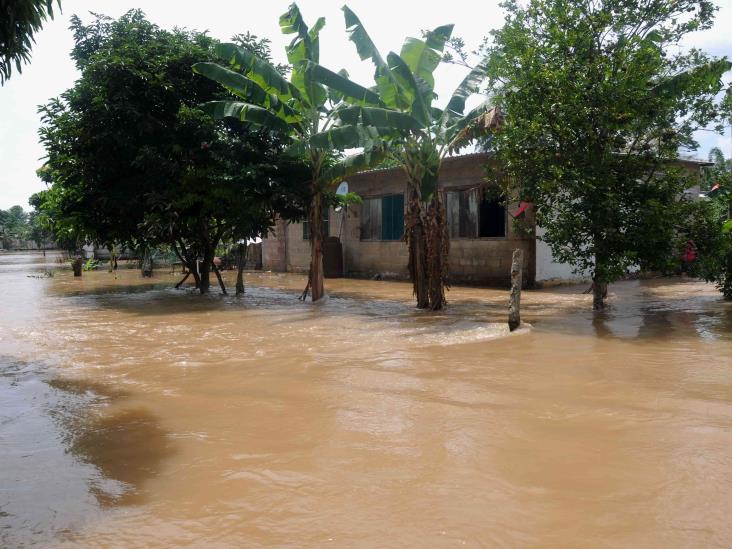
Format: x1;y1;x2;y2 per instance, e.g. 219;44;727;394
262;153;711;287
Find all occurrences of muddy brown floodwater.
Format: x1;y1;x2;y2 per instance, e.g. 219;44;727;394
1;251;731;547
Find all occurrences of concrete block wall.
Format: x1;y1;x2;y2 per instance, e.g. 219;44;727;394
262;153;536;287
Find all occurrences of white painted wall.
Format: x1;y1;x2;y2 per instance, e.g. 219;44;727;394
534;226;590;283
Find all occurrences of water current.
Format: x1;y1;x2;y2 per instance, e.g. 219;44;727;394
1;251;731;547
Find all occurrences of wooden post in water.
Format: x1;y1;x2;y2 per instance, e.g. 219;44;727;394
508;249;523;332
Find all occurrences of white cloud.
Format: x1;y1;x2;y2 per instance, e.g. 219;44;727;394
1;0;730;209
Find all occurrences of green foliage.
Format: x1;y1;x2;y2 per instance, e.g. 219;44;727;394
194;3;387;300
82;257;99;271
339;7;495;195
339;7;493;309
705;146;732;192
0;0;59;83
193;3;386;189
482;0;731;300
678;196;732;299
37;10;309;292
0;205;28;247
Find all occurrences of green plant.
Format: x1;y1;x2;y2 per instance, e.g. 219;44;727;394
38;10;308;295
1;0;60;83
193;3;384;302
480;0;731;309
82;258;98;271
322;7;495;309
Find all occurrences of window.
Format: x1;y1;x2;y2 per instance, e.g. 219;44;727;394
479;197;506;237
446;189;505;238
360;194;404;241
381;194;405;241
303;210;329;240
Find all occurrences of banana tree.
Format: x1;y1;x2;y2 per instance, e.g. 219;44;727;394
321;7;495;309
193;3;383;302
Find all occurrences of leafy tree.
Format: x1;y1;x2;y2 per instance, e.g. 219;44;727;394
689;152;732;298
335;7;495;309
677;191;732;299
0;205;31;247
193;3;384;302
705;146;732;191
481;0;731;309
38;10;308;293
0;0;59;83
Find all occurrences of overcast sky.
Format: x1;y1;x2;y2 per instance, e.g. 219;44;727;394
1;0;731;210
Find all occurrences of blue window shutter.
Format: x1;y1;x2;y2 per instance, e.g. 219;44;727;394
381;195;392;240
381;194;404;241
393;194;404;240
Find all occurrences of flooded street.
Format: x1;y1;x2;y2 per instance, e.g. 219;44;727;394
1;251;731;547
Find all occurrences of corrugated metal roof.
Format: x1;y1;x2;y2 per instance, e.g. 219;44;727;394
350;151;493;177
348;151;712;178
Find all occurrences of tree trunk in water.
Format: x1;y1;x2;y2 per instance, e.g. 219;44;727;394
108;250;117;273
72;257;82;277
212;262;227;295
592;278;608;311
309;191;325;302
406;185;429;309
425;192;449;310
508;249;523;331
175;271;191;289
141;248;153;277
236;242;247;296
199;254;212;294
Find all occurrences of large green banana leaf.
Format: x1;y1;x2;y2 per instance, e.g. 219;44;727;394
423;24;454;51
399;24;453;91
216;43;300;103
342;6;409;111
308;124;383;151
320;148;387;185
386;52;432;126
302;61;383;107
292;65;328;109
199;100;293;133
336;105;422;130
444;54;490;118
192;62;301;123
281;5;328;67
652;59;731;100
444;101;501;151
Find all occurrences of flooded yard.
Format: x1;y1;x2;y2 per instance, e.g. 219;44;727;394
1;251;731;547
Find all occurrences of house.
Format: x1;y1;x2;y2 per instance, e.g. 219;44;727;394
262;153;711;287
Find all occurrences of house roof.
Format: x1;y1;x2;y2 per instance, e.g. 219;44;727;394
348;151;712;179
351;152;492;177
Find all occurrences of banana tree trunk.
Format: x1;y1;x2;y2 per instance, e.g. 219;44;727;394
309;191;325;302
405;183;429;309
425;192;449;310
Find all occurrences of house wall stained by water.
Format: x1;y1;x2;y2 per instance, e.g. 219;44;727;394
262;154;710;288
263;153;536;287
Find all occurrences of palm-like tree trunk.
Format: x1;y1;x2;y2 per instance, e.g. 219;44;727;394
405;181;429;309
309;189;325;302
425;192;449;310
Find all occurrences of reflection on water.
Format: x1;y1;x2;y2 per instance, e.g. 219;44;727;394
1;251;731;547
0;355;171;547
71;406;173;506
